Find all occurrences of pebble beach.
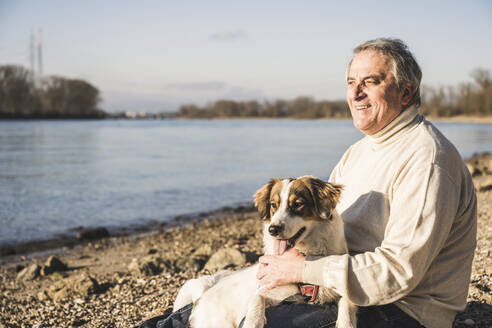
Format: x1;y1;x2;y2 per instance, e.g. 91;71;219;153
1;154;491;328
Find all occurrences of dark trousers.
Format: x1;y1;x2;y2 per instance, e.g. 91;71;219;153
134;302;424;328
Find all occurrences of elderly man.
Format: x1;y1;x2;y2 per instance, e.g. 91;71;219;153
135;38;476;328
257;38;477;327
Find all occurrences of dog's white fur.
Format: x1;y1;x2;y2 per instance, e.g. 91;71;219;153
174;176;357;328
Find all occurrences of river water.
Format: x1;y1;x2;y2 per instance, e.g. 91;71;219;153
1;119;491;245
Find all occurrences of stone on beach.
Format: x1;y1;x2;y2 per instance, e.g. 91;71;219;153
43;274;102;301
465;152;492;191
204;247;246;271
16;263;41;281
192;244;214;257
75;227;110;240
472;175;492;192
71;274;102;297
174;256;207;273
465;152;492;176
128;256;166;276
168;244;215;273
40;256;68;276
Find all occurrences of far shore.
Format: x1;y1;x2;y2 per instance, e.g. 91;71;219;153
146;114;492;123
2;114;492;124
426;115;492;124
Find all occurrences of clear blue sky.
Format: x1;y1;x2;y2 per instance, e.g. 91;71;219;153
1;0;491;112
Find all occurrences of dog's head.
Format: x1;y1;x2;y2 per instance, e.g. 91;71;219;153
253;176;343;255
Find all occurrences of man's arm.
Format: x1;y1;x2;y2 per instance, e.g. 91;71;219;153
303;164;463;306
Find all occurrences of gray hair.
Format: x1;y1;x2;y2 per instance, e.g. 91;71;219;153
347;38;422;108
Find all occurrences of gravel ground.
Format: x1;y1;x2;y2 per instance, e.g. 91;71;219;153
0;177;490;328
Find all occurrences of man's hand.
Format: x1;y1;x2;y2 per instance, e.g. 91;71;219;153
256;248;305;294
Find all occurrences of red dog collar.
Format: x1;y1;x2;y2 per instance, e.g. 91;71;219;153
298;283;319;303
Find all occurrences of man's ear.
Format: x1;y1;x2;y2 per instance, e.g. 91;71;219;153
253;179;279;220
401;85;414;106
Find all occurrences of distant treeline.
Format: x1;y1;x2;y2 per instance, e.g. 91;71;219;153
177;97;350;119
0;65;105;119
419;68;492;117
2;64;491;120
177;68;492;119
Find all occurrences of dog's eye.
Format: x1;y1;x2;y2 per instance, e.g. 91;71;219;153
270;202;278;210
293;201;303;210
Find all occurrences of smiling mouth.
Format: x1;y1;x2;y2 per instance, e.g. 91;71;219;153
274;227;306;255
354;104;370;110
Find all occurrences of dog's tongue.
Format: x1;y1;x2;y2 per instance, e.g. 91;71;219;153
274;239;288;255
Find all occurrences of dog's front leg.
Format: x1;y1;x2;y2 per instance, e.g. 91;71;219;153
242;294;266;328
336;297;357;328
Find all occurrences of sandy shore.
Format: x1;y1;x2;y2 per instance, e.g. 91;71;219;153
1;170;491;327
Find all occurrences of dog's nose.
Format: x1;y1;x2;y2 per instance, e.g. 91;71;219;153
268;224;284;237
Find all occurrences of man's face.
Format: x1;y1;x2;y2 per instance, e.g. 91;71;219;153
346;50;410;135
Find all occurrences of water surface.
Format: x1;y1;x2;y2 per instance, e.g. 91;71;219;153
1;119;491;245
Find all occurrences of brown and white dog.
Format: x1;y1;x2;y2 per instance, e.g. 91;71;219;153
173;176;357;328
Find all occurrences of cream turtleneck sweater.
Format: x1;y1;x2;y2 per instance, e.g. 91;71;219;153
303;106;477;327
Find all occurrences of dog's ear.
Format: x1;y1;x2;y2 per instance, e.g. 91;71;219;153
304;178;343;220
253;179;279;220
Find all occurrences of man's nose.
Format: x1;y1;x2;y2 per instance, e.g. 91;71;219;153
349;83;365;100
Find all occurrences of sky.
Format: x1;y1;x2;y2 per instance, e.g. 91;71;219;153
1;0;491;113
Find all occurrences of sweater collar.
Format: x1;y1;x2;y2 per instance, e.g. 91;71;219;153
367;105;421;145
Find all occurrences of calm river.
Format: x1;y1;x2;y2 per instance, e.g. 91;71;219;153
1;119;491;245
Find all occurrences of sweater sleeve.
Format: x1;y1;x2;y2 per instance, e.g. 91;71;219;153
303;163;461;306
